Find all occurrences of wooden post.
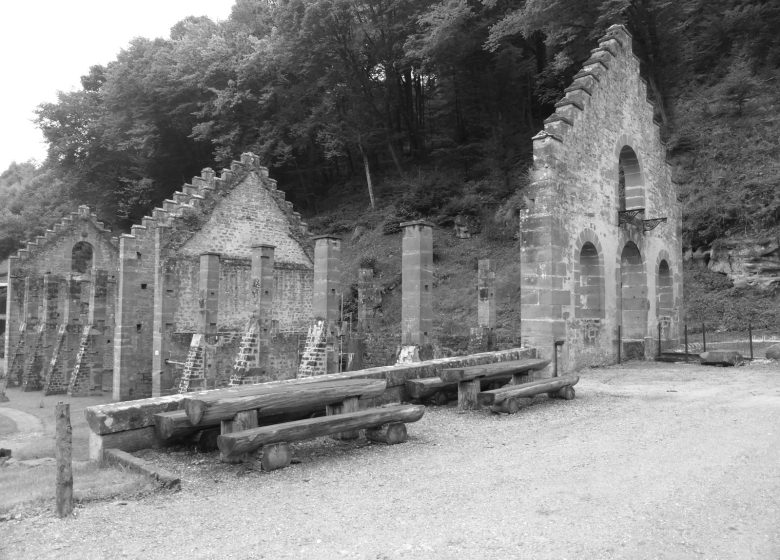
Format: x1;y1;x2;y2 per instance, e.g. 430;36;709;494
55;402;73;518
617;325;621;363
657;322;662;357
457;379;480;410
260;442;292;471
326;396;360;440
220;410;258;463
702;322;706;352
749;323;754;360
366;423;407;444
684;324;688;360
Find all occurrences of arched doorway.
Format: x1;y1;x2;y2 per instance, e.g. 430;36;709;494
620;242;647;359
71;241;94;275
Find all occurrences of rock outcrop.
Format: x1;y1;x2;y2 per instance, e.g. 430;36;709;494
707;235;780;290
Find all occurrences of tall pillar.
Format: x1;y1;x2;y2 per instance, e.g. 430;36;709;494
251;244;275;374
313;236;341;323
470;259;497;352
2;261;26;393
400;221;433;348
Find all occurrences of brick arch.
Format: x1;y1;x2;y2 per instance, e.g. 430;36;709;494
573;230;605;319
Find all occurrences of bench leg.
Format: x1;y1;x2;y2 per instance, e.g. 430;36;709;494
458;379;480;410
366;422;407;444
326;396;360;440
511;372;531;385
220;410;259;463
261;442;292;471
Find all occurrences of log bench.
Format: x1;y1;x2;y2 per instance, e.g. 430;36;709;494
153;378;387;441
478;374;580;413
217;404;425;470
409;358;550;410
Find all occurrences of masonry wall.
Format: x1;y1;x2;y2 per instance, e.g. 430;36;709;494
520;25;683;372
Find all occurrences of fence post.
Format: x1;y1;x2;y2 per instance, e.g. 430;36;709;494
55;402;73;518
749;323;754;360
684;324;689;361
657;322;662;358
617;325;621;364
702;322;706;352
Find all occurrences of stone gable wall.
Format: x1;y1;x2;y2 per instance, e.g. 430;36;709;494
520;25;683;371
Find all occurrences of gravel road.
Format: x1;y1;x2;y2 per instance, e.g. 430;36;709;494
2;361;779;559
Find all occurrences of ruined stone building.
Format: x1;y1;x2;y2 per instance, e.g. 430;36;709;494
0;154;315;401
520;24;683;371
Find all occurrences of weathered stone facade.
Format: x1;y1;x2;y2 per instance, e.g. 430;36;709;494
0;207;119;398
0;154;314;402
520;25;683;371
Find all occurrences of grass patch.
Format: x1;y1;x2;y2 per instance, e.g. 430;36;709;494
0;460;156;514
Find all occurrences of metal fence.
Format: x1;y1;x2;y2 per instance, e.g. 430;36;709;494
658;322;780;360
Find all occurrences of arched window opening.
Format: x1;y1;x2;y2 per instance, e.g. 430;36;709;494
618;146;644;210
657;260;673;317
620;242;647;342
575;242;604;319
71;241;94;274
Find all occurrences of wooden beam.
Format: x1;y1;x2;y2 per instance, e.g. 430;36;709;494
405;377;449;399
184;378;386;425
154;408;321;441
440;358;549;383
478;374;579;406
326;396;360;440
221;410;259;464
217;404;425;460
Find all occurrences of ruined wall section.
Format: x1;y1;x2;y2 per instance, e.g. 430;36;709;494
521;24;682;371
130;153;314;395
1;207;119;398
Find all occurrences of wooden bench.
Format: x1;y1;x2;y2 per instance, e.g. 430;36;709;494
217;404;426;470
478;374;579;413
154;378;387;441
438;358;550;409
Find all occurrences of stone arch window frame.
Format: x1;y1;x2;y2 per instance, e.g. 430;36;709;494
655;249;674;319
71;240;95;275
573;230;606;320
615;134;645;213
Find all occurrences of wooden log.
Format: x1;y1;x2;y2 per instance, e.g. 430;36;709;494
218;404;425;460
405;377;448;399
457;379;480;410
184;379;386;425
55;402;73;518
441;358;550;383
155;408;320;441
326;396;360;440
85;394;185;435
221;410;259;463
366;423;407;444
260;442;292;471
478;374;580;406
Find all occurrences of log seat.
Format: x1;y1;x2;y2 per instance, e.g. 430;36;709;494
217;403;425;470
478;374;580;414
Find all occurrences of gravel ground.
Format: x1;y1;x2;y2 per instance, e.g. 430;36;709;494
2;360;779;560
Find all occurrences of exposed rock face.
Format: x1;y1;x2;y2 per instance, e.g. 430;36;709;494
708;236;780;290
700;350;744;366
766;343;780;360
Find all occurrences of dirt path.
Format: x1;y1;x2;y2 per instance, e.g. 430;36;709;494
2;361;779;559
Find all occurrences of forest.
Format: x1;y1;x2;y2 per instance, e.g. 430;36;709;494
0;0;778;261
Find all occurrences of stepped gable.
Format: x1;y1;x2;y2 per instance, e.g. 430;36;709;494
534;24;671;165
9;205;118;272
132;152;312;266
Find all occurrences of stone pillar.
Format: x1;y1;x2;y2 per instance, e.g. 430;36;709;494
470;259;497;351
2;262;26;391
251;244;275;374
312;236;341;323
400;221;433;348
114;232;155;401
199;252;220;338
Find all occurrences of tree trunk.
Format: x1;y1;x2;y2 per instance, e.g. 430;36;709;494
358;139;376;209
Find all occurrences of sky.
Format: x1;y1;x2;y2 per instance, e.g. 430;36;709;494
0;0;237;172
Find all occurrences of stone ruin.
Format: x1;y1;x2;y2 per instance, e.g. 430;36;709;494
519;24;682;371
0;25;683;401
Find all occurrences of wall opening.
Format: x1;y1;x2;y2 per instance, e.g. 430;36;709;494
657;260;673;317
620;242;647;357
71;241;94;274
575;242;604;319
618;146;644;210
